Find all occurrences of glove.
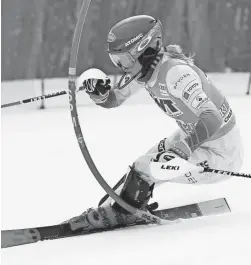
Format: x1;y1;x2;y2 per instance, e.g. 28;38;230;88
77;68;111;104
157;138;192;161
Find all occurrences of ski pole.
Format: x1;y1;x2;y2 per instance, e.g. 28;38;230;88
1;90;67;108
99;167;251;207
204;168;251;179
1;86;86;109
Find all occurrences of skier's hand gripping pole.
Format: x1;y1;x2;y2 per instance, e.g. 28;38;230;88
1;68;110;109
150;157;251;182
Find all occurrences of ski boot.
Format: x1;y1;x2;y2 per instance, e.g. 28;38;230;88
64;166;156;232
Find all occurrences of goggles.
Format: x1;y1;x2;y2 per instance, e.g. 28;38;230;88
109;52;136;71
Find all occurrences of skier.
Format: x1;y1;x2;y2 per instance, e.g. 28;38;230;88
67;15;243;231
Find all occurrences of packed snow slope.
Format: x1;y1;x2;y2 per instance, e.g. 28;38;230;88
2;73;251;265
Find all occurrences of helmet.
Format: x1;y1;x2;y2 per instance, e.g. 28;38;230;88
107;15;163;82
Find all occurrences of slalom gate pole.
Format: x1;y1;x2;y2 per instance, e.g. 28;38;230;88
68;0;166;224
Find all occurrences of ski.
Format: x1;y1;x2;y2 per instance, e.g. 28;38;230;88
1;198;230;248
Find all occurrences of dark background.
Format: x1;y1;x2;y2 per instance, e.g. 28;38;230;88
2;0;251;81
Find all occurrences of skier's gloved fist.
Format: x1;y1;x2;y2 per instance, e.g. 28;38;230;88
77;68;111;104
156;138;191;161
82;78;111;103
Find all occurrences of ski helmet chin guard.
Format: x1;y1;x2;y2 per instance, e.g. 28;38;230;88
107;15;163;86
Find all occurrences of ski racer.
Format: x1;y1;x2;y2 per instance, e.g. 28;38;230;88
66;15;243;231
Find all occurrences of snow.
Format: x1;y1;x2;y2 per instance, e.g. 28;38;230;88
1;73;251;265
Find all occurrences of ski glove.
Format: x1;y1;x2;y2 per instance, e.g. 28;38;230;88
157;138;191;161
79;78;111;104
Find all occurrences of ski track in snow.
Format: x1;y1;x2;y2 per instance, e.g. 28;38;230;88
1;76;251;265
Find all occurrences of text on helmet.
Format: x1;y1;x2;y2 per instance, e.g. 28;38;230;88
125;33;143;47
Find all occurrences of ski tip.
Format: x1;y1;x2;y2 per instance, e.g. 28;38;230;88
1;229;41;248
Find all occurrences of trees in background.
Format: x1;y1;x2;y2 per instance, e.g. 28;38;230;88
2;0;251;80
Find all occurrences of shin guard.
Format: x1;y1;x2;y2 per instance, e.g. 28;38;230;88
112;166;154;214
